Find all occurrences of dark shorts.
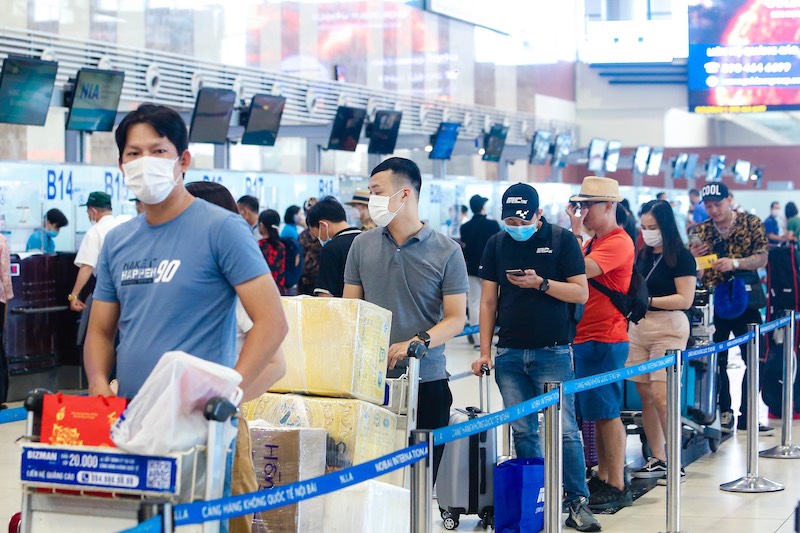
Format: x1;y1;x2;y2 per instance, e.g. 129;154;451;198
573;341;629;421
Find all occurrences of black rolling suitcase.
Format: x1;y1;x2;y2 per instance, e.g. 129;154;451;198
437;367;496;530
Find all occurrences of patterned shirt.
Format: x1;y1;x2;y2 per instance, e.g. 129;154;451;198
259;239;286;293
0;234;13;304
689;212;767;288
298;228;322;295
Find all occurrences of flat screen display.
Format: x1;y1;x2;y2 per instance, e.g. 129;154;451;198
733;159;751;183
241;94;286;146
672;153;689;178
0;56;57;126
551;133;572;168
66;68;125;132
604;140;621;172
189;88;236;144
587;138;607;172
633;145;650;174
529;130;552;164
688;0;800;113
482;124;509;162
327;106;367;151
684;153;700;179
367;109;402;154
430;122;461;160
646;147;664;176
706;154;727;181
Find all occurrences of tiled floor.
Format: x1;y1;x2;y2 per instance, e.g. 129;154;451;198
1;340;798;532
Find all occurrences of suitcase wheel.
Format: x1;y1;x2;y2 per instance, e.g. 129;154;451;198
442;510;459;530
708;436;720;453
480;509;494;530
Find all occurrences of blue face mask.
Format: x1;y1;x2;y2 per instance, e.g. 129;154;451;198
45;229;58;238
505;223;537;242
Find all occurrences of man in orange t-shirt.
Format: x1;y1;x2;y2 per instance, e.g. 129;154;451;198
566;176;634;512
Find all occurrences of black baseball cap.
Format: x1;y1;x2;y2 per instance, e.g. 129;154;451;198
501;183;539;221
469;194;488;214
701;182;729;202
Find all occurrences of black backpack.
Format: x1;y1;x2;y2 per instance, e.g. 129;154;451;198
280;237;304;288
767;244;800;313
586;238;649;324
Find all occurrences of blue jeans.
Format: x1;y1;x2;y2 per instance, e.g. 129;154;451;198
494;345;589;503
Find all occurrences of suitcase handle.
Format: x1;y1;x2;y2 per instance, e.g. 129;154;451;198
479;364;490;413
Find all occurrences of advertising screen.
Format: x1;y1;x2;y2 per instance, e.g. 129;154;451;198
586;138;607;172
482;124;509;162
633;146;650;174
66;68;125;132
646;147;664;176
551;133;572;168
529;130;552;164
367;110;402;154
430;122;461;160
604;140;621;172
0;56;58;126
688;0;800;112
189;88;236;144
733;159;751;183
241;94;286;146
327;106;367;152
706;154;727;181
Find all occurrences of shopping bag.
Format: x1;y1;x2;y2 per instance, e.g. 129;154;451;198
494;457;546;533
111;351;243;455
40;393;128;447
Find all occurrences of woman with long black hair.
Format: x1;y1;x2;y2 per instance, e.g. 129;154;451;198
626;200;696;484
258;209;286;294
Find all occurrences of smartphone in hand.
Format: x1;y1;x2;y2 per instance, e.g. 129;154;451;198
506;269;526;277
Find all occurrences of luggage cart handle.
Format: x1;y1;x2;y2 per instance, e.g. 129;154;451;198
407;340;428;360
404;341;426;435
203;397;238;422
479;364;490;414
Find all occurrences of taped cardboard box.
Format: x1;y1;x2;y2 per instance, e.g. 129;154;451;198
323;480;410;533
272;297;392;404
242;393;397;472
250;425;326;533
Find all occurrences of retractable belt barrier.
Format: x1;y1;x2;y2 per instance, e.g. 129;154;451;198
0;312;788;533
0;406;25;425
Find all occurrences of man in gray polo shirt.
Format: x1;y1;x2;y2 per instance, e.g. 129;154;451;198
344;157;468;481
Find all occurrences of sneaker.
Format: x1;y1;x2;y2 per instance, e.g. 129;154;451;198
721;411;734;434
467;333;475;344
656;467;686;486
588;482;633;511
566;497;602;532
737;424;776;436
631;457;667;479
587;475;605;495
473;344;481;351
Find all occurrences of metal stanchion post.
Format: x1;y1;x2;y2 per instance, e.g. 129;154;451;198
410;429;433;533
660;350;685;533
720;323;785;492
761;309;800;459
544;382;562;533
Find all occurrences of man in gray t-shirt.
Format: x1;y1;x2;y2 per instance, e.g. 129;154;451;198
344;157;468;481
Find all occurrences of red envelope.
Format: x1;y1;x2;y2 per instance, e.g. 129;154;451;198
40;393;128;447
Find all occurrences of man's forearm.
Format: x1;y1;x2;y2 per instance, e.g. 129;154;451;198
543;279;588;304
84;334;116;393
426;313;466;349
235;319;288;401
479;303;497;357
70;265;94;298
738;252;767;271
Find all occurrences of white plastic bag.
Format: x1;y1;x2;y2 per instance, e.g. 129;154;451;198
111;351;243;455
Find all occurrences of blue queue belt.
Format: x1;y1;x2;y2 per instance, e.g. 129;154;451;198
760;315;792;334
0;406;26;425
118;516;162;533
682;332;754;361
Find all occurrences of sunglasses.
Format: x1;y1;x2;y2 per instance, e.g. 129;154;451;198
578;201;605;210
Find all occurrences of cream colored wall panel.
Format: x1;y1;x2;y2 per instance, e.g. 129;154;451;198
494;64;517;112
664;108;710;148
116;2;146;50
59;0;90;40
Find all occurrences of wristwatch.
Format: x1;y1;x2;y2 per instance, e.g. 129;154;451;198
67;294;77;302
415;331;431;348
538;278;550;293
732;259;740;270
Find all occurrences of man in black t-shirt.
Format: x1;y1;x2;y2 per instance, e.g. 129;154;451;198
460;194;501;349
470;183;600;532
306;197;361;297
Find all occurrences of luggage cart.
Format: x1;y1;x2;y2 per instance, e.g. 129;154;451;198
15;389;239;533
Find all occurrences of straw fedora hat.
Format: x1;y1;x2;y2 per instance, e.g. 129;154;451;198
569;176;623;203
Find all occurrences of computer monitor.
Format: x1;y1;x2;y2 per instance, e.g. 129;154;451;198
529;130;552;164
0;56;58;126
646;147;664;176
551;133;572;168
66;68;125;132
587;138;607;172
241;94;286;146
705;154;726;182
367;109;402;154
429;122;461;160
604;140;621;172
672;153;689;179
683;153;699;179
327;106;367;152
633;145;650;174
189;87;236;144
482;124;509;162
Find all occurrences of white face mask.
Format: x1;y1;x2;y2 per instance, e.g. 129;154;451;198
642;228;663;248
368;189;405;227
122;156;180;205
772;209;781;218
